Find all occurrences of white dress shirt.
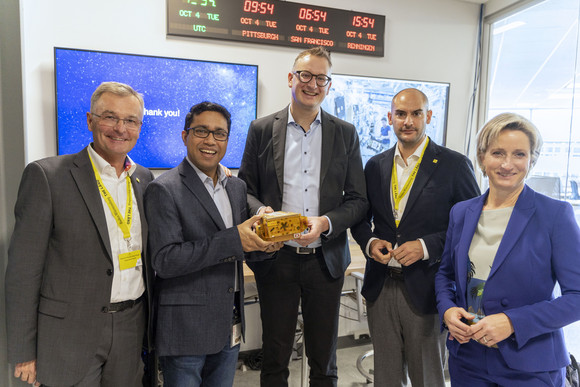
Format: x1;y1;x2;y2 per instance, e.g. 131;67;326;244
87;145;145;303
366;136;430;266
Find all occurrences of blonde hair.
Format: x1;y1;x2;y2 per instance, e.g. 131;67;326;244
476;113;543;176
292;46;332;69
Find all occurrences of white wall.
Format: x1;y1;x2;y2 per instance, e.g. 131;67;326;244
20;0;481;162
484;0;531;16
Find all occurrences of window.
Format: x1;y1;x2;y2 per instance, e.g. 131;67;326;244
485;0;580;357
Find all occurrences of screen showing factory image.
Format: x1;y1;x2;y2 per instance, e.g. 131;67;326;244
321;74;450;165
54;47;258;168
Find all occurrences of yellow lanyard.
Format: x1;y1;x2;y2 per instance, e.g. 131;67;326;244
391;137;429;227
88;153;133;241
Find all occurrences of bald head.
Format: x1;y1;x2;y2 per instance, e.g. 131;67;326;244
388;88;433;153
391;88;429;111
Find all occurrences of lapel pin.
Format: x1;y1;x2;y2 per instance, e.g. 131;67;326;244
433;159;438;164
136;177;141;183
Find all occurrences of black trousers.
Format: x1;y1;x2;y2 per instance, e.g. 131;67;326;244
255;248;344;387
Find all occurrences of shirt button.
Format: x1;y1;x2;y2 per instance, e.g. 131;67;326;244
304;170;307;173
106;269;113;276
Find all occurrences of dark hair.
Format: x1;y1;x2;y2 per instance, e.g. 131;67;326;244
183;101;232;132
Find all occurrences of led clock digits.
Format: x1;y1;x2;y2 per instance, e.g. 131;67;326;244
243;0;275;15
168;0;385;57
298;8;327;22
352;15;375;29
187;0;216;5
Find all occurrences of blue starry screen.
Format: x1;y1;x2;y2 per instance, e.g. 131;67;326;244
55;47;258;169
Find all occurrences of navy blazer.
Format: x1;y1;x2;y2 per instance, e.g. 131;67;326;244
145;160;263;356
351;139;480;314
436;186;580;372
238;107;368;279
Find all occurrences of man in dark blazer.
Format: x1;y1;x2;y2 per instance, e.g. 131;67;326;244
5;82;154;386
351;88;480;387
145;102;279;387
238;47;368;386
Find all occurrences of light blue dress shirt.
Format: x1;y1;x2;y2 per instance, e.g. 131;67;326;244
282;107;332;248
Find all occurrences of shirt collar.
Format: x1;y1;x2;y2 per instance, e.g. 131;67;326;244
395;135;428;164
287;105;322;129
185;157;228;188
88;143;136;176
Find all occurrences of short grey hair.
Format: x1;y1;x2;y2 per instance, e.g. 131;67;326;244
476;112;543;176
90;81;144;113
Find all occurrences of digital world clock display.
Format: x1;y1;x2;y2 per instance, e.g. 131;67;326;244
167;0;385;57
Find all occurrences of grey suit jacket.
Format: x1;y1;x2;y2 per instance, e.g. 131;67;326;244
238;107;368;279
5;147;154;386
145;159;261;356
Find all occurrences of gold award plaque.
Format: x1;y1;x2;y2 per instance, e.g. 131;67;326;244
255;211;309;242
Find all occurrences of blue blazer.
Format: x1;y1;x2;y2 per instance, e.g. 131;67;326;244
436;185;580;372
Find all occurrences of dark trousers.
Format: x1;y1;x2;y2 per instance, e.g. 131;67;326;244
255;249;344;387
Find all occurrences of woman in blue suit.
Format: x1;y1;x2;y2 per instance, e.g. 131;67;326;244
435;113;580;386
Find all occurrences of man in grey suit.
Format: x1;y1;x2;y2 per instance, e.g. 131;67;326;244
238;47;368;386
5;82;154;386
145;102;280;387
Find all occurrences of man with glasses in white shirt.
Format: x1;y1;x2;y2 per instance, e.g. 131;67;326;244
6;81;154;386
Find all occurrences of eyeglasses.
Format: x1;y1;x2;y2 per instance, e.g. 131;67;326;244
186;126;229;142
92;113;142;130
293;70;332;87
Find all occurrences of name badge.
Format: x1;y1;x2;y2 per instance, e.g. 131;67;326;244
231;322;242;347
119;250;142;271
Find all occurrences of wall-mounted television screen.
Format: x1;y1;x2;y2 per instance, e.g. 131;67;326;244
321;74;450;165
54;47;258;169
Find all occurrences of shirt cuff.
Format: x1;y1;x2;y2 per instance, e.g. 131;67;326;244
419;238;429;260
365;237;379;257
322;215;333;236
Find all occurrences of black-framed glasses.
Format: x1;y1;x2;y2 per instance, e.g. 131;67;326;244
91;113;142;130
293;70;332;87
186;126;229;142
